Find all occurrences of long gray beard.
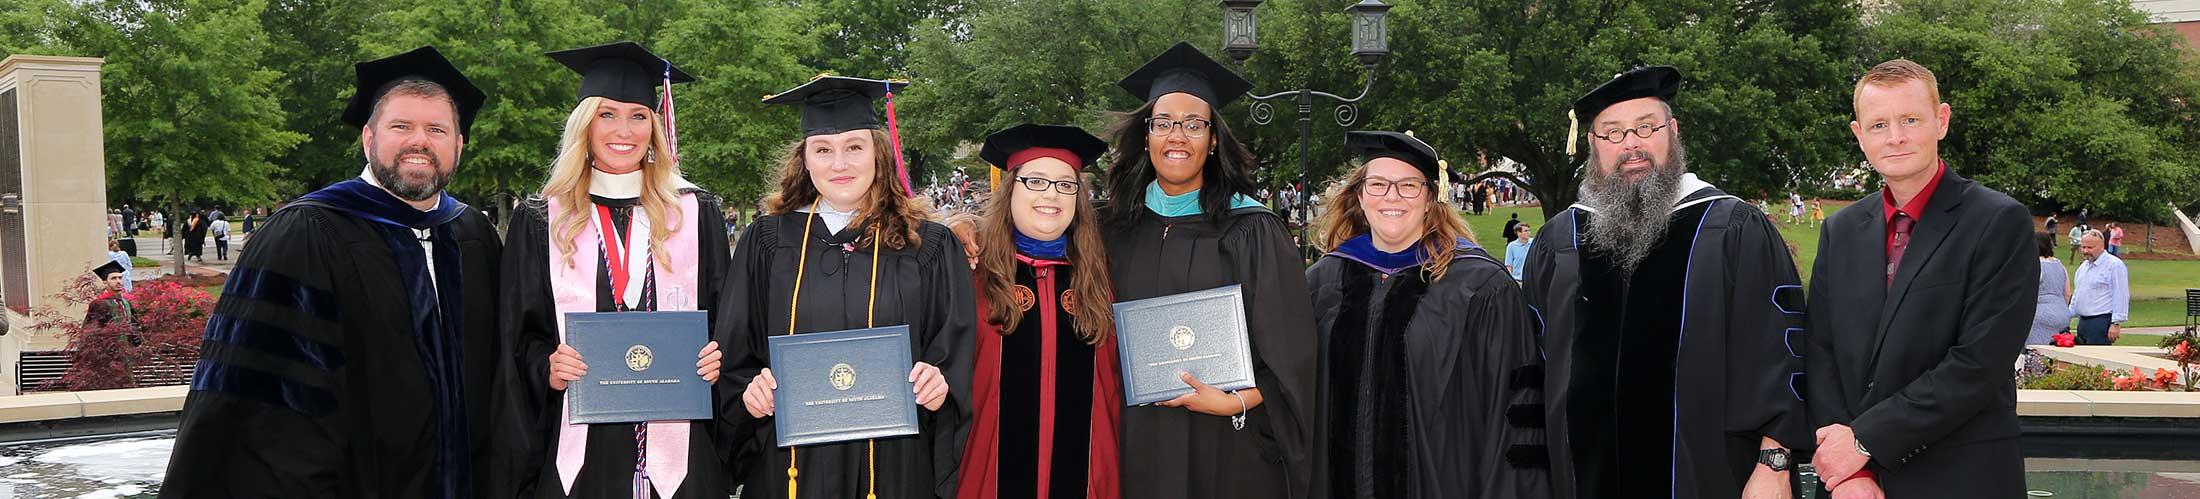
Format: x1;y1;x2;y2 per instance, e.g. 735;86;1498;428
1579;145;1687;275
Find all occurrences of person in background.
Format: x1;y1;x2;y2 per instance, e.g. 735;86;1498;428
182;211;206;263
86;260;137;331
106;239;134;292
2029;232;2070;346
2107;222;2124;256
1506;223;1533;281
210;215;231;261
2071;230;2129;346
2067;223;2086;264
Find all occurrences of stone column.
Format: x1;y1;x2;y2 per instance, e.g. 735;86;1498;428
0;55;107;395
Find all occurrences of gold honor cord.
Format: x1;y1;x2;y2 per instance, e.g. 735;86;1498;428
785;200;886;499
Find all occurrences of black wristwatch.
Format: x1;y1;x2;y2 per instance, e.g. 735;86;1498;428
1757;448;1793;472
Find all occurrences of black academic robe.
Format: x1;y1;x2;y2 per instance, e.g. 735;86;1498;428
1306;245;1550;499
161;185;513;498
718;212;976;499
184;219;207;257
501;190;734;499
1103;207;1319;499
1521;186;1811;499
957;258;1122;499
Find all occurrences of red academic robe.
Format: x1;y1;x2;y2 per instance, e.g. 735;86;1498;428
956;255;1122;499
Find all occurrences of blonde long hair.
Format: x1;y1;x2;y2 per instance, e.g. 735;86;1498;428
543;96;686;269
1316;160;1479;281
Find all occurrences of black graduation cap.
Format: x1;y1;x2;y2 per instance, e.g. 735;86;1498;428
1117;42;1255;107
761;75;907;137
546;41;694;109
1346;130;1442;179
91;260;125;279
341;46;488;139
1568;65;1682;155
980;124;1109;170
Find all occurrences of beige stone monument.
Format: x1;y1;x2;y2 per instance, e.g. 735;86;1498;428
0;55;108;395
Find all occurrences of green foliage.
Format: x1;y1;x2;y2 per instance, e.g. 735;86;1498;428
68;0;306;255
2022;361;2115;391
655;0;818;206
259;0;372;196
1862;0;2200;224
7;0;2196;226
355;0;609;211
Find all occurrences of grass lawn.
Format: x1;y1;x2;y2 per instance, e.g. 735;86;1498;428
1460;204;2199;327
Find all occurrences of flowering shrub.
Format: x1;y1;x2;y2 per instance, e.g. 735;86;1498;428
2161;326;2198;391
26;276;211;391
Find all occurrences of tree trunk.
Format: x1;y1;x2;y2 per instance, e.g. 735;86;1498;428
169;198;186;278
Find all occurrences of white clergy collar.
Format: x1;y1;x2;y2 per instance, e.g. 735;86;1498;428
589;167;645;199
359;165;444;212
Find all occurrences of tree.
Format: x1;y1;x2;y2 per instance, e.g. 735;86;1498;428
901;0;1242;188
0;0;73;55
1860;0;2200;223
356;0;608;223
655;0;819;206
68;0;305;275
259;0;373;198
1375;0;1861;220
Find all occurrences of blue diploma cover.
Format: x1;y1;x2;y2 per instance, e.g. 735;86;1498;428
1111;285;1257;406
564;311;713;424
767;325;920;447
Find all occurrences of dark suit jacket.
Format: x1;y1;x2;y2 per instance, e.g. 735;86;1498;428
1805;167;2035;498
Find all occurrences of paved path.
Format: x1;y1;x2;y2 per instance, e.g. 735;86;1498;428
119;234;246;281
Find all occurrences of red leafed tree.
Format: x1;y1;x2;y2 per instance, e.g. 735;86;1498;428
27;276;212;391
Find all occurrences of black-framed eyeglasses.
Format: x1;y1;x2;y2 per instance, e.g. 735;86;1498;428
1144;117;1212;138
1362;178;1427;199
1590;120;1672;144
1013;176;1082;195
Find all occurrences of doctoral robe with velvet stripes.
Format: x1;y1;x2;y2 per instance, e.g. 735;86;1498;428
1521;185;1812;499
160;199;515;498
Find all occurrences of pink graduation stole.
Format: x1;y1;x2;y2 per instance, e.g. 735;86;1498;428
546;193;701;497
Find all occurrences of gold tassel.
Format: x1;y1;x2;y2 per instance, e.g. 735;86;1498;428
990;166;1001;190
787;448;799;499
866;439;879;499
1565;109;1579;157
1437;159;1452;205
783;204;887;499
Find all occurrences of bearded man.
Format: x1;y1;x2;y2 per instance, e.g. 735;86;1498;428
1520;66;1812;499
161;46;518;498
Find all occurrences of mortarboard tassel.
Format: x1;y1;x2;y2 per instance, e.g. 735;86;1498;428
990;166;1001;190
1565;109;1579;157
660;61;680;165
883;80;914;197
1437;159;1452;205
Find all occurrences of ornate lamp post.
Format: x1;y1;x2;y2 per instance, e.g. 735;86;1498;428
1223;0;1390;255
